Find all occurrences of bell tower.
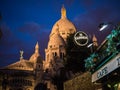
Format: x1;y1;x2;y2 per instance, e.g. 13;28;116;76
92;34;98;47
61;5;67;19
92;34;98;51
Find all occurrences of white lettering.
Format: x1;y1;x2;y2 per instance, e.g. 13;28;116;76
117;57;120;66
97;67;108;79
75;36;88;40
74;31;89;46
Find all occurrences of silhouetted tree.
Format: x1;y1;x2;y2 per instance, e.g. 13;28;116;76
0;12;2;39
51;68;67;90
0;28;2;39
0;12;2;20
64;33;91;73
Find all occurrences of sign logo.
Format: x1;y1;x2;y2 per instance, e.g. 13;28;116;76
74;31;88;46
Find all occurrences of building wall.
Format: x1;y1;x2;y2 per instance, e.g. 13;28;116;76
64;72;97;90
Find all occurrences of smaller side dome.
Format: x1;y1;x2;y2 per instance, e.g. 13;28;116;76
29;53;40;63
48;31;65;49
92;34;97;42
29;42;42;63
92;34;98;47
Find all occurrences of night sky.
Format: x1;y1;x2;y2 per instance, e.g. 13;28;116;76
0;0;120;67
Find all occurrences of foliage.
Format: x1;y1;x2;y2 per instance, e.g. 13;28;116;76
64;33;90;73
106;28;120;54
51;68;67;90
0;12;2;39
85;25;120;72
85;53;98;70
0;29;2;39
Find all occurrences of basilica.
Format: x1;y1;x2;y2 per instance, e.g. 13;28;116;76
0;6;77;90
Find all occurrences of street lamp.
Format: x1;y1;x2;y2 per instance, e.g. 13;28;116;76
87;34;98;53
87;43;93;48
98;22;117;31
99;23;108;31
87;43;94;53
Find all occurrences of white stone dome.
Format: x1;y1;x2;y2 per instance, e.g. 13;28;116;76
50;6;76;41
48;32;65;49
29;42;43;63
50;18;76;36
29;53;40;63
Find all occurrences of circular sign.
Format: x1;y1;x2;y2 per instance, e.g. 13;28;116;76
74;31;88;46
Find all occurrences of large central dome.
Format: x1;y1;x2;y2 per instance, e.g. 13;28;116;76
50;5;76;42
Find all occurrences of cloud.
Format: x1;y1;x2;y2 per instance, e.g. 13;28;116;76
0;23;19;46
0;22;50;67
0;23;24;67
73;0;120;44
64;0;74;6
19;22;49;38
19;22;42;33
18;22;50;58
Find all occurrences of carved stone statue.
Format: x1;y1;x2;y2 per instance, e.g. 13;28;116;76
20;50;24;59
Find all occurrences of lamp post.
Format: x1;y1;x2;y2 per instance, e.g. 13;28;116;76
87;34;98;53
98;22;120;90
99;22;120;53
99;23;109;31
87;43;93;53
98;22;118;31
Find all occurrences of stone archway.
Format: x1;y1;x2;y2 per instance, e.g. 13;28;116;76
34;83;47;90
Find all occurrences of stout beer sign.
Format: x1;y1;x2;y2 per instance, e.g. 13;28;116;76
74;31;88;46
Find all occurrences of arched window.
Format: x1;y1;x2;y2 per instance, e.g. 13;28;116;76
60;52;62;58
63;53;64;57
49;45;52;48
38;65;41;69
54;52;57;56
52;52;54;57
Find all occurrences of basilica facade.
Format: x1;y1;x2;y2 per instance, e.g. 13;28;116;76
43;5;76;75
0;43;45;90
0;6;76;90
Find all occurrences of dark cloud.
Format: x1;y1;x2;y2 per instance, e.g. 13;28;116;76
19;22;42;33
64;0;74;6
79;0;95;8
19;22;49;38
0;23;19;46
0;53;19;67
18;22;50;59
73;0;120;44
0;22;49;67
0;28;2;39
1;0;120;68
0;23;24;67
64;0;95;8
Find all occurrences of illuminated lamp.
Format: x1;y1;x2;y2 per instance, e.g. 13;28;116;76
87;43;93;48
99;23;108;31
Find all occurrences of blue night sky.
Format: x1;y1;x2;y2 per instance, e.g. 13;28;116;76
0;0;120;67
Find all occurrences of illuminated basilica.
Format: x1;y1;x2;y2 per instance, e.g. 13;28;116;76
0;6;77;90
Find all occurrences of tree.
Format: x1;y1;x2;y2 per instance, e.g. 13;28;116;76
0;12;2;39
0;12;2;20
0;28;2;39
51;68;67;90
64;33;91;73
